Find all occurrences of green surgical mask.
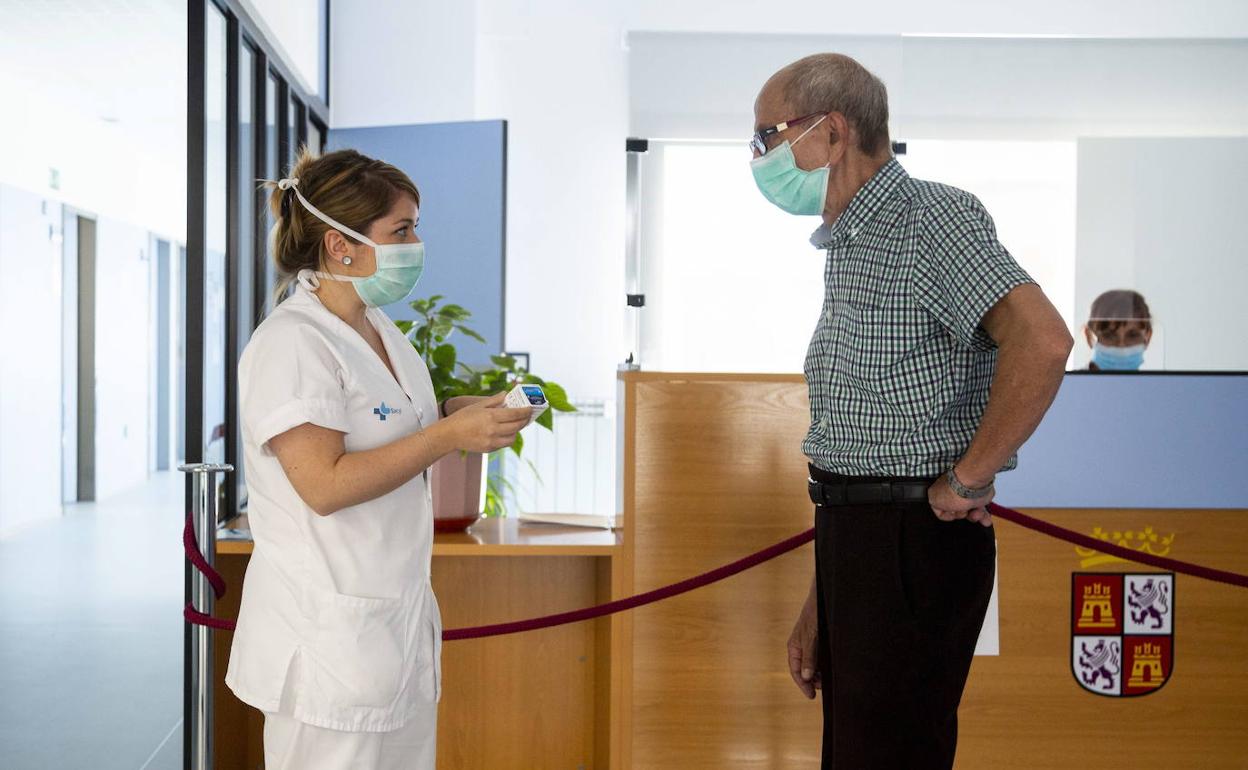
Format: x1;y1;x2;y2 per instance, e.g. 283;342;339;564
283;177;426;308
749;115;830;216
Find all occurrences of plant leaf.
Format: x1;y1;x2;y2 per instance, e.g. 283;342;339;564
535;409;554;430
542;382;576;412
510;431;524;457
432;344;456;370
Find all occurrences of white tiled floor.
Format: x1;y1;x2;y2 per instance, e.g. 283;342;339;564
0;471;185;769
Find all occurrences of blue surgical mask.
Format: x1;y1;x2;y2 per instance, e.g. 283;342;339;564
284;178;425;307
749;115;830;216
1092;343;1146;371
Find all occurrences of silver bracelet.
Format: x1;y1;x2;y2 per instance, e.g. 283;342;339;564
946;466;994;499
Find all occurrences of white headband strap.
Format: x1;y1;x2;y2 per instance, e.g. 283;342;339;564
276;177;377;247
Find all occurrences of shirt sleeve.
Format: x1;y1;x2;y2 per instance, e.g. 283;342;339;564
913;193;1035;352
240;322;352;456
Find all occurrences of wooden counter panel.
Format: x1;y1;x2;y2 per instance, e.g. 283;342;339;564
432;555;601;769
622;373;1248;769
958;508;1248;770
630;378;820;768
211;551;614;769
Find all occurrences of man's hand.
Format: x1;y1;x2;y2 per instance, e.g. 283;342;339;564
927;472;994;527
787;591;821;699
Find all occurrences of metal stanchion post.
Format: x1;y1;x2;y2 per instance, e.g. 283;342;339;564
179;462;233;770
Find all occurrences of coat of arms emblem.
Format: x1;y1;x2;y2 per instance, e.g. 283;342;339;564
1071;573;1174;697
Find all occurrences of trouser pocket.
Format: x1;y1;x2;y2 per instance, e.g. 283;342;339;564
895;508;996;635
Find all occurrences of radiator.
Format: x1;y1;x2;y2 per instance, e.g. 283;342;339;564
498;400;616;516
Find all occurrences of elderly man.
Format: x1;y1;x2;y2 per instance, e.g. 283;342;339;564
751;54;1073;767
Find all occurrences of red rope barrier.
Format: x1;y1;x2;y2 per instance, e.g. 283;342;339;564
183;511;236;631
987;503;1248;589
184;504;1248;639
443;527;815;640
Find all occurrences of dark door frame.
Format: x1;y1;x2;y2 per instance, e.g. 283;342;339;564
187;1;330;765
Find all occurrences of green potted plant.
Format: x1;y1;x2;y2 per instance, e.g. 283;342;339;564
395;295;576;531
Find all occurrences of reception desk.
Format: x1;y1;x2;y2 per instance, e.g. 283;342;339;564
616;371;1248;769
209;371;1247;768
212;517;631;769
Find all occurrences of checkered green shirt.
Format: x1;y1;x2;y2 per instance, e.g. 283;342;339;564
803;158;1034;477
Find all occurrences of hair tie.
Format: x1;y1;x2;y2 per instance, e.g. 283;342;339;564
274;178;297;219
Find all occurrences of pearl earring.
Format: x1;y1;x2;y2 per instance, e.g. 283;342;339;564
343;256;353;265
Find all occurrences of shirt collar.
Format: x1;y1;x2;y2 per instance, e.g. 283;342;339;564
810;157;908;249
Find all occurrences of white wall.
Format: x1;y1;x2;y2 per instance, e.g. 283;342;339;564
0;2;185;241
630;33;903;141
1075;137;1248;371
333;0;629;402
625;0;1248;38
331;1;1248;401
93;220;156;500
0;75;185;242
898;37;1248;140
630;34;1248;141
330;0;476;128
473;0;628;402
0;186;64;537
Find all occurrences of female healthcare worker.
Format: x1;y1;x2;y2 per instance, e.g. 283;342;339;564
226;148;531;768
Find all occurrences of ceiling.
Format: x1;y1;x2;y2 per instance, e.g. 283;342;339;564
0;0;185;126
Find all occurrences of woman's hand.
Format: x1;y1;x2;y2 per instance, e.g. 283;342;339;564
440;395;496;417
443;392;531;453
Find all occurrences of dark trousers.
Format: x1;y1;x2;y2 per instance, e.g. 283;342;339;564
812;467;996;769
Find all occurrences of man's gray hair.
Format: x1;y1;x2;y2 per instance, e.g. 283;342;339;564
778;53;891;156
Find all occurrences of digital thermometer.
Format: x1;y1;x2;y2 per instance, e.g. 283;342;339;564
504;383;549;426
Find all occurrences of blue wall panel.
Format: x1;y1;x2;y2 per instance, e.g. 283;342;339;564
327;120;506;366
996;374;1248;509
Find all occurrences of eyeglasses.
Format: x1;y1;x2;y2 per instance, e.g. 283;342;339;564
749;112;825;157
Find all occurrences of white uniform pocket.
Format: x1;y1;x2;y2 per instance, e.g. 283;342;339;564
305;587;411;709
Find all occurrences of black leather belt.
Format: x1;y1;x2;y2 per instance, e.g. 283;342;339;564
807;477;933;507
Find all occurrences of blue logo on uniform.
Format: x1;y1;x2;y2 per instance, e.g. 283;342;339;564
373;401;401;421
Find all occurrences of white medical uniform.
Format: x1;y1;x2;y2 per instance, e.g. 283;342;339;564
227;274;441;768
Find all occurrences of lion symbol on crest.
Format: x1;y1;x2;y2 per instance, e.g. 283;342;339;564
1128;578;1170;630
1079;639;1121;690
